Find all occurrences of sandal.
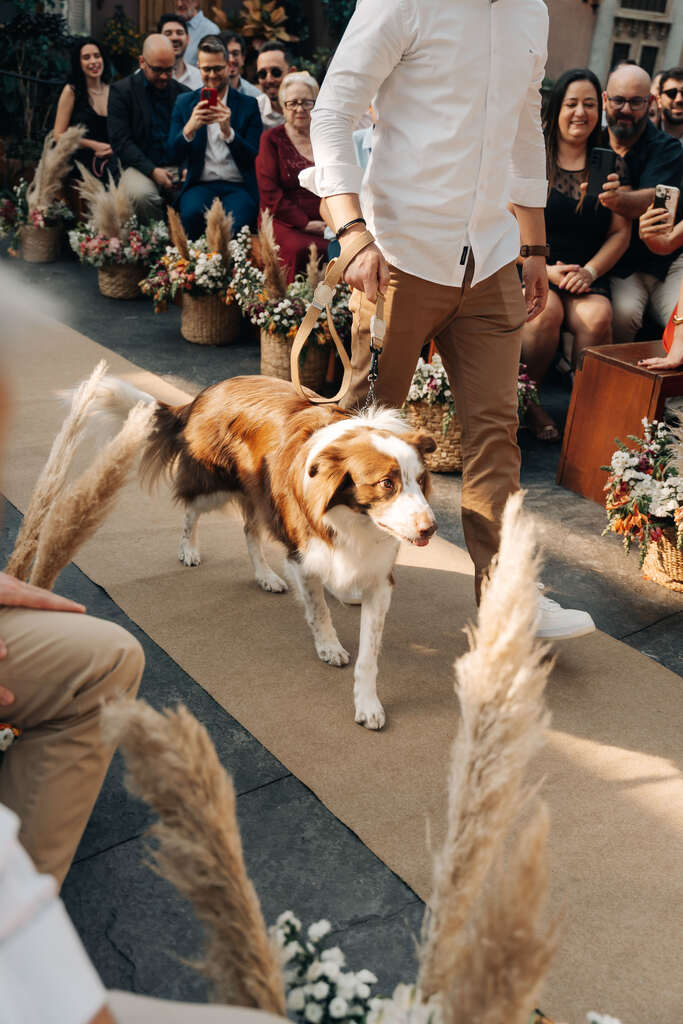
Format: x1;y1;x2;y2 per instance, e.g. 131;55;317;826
525;403;561;444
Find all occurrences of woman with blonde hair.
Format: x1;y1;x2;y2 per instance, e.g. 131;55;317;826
255;71;329;281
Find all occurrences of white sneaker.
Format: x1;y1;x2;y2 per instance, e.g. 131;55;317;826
535;584;596;640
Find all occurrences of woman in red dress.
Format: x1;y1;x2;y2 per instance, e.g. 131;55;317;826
255;71;328;282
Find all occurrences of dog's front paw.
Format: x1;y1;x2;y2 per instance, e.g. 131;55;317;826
354;697;386;730
315;639;350;667
179;541;201;566
256;570;288;593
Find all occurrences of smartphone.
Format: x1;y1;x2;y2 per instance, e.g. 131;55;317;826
200;87;218;107
653;183;680;223
585;147;618;199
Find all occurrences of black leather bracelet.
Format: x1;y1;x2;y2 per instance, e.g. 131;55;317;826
336;217;366;240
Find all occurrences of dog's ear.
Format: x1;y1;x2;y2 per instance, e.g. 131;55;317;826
306;444;352;522
403;430;437;457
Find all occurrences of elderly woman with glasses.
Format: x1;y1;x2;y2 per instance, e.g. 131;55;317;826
255;71;329;282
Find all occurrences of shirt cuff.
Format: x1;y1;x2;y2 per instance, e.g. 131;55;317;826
299;162;364;199
2;898;107;1024
509;176;548;208
224;127;235;144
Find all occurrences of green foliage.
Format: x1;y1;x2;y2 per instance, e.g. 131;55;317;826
321;0;355;40
103;5;143;79
0;0;74;158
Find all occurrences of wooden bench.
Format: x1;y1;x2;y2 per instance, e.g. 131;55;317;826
557;340;683;505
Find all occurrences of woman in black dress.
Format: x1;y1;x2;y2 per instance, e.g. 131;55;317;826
54;38;113;179
521;69;631;441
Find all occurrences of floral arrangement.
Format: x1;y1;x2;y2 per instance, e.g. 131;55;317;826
230;223;352;349
603;417;683;564
140;203;236;313
69;217;168;269
0;179;73;254
405;355;539;435
0;723;21;752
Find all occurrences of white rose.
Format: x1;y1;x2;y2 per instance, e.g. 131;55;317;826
355;970;377;985
276;910;302;930
287;989;306;1012
305;1002;324;1023
312;981;330;1001
355;983;371;999
308;920;332;942
321;947;345;967
329;997;349;1019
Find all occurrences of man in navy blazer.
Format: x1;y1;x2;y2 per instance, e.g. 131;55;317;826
168;35;262;239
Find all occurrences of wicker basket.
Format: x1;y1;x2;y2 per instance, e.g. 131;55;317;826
641;527;683;592
403;401;463;473
260;329;331;392
181;293;241;345
98;263;146;300
20;224;62;263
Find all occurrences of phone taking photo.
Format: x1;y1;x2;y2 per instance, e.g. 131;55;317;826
653;183;680;224
585;147;618;199
200;87;218;107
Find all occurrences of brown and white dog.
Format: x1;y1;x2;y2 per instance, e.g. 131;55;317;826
91;375;437;729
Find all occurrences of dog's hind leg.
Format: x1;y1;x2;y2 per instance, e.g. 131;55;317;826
244;522;288;593
179;503;202;566
287;559;349;667
353;580;392;730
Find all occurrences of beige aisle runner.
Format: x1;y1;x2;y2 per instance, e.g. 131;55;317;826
2;315;682;1024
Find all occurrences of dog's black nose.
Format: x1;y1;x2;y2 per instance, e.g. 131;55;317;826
419;521;437;540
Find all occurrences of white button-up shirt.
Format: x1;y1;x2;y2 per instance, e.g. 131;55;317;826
300;0;548;288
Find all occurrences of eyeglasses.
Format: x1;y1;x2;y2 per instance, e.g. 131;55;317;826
283;98;314;110
199;64;227;75
257;66;283;80
144;60;175;75
606;95;649;110
661;87;683;100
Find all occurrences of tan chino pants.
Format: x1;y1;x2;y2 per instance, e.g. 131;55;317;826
342;259;527;598
0;607;144;886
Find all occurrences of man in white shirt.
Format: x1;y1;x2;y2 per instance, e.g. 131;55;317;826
176;0;219;66
301;0;595;637
159;13;203;89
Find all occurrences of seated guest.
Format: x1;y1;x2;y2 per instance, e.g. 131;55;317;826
169;35;262;239
256;42;292;128
54;38;113;179
220;32;261;99
158;13;202;90
656;66;683;141
638;202;683;369
521;69;631;442
176;0;219;66
256;72;328;282
597;63;683;342
108;35;189;220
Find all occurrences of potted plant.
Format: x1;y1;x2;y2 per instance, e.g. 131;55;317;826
231;213;351;391
69;167;168;299
0;127;85;262
403;355;540;473
603;417;683;591
140;203;241;345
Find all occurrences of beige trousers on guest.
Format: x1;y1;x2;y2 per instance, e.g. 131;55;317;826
0;608;144;887
341;259;527;598
119;167;165;222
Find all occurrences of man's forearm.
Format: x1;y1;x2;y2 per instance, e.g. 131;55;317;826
610;187;654;221
510;204;546;246
321;194;363;234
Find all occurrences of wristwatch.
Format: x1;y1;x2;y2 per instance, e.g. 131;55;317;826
520;244;550;259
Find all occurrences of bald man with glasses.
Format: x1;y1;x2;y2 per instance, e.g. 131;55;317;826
595;63;683;342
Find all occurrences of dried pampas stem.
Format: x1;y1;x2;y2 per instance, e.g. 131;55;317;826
205;197;233;263
167;206;190;259
5;360;108;581
75;166;135;239
27;126;87;214
305;243;323;289
101;700;286;1015
258;208;287;300
418;490;554;1007
29;403;154;590
440;804;558;1024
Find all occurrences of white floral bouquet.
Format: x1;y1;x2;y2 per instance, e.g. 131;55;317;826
230;225;352;348
69;216;168;270
603;417;683;564
405;355;539;436
140;237;236;313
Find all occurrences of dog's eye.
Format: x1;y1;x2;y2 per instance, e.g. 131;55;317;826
380;478;395;491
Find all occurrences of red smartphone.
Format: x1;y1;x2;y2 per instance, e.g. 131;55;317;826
200;87;218;106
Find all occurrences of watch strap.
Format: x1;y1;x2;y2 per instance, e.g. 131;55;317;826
520;244;550;259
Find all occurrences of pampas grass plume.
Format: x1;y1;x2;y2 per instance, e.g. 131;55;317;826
29;402;154;591
418;491;555;1016
102;700;286;1015
306;243;323;289
205;198;233;263
168;206;190;259
258;208;287;300
27;126;87;214
5;360;108;580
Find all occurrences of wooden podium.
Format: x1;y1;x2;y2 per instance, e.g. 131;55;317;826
557;341;683;505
